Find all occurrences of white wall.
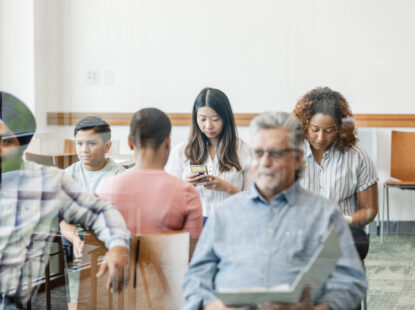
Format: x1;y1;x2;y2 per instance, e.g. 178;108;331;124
0;0;35;111
3;0;415;221
33;0;60;133
59;0;415;114
50;0;415;221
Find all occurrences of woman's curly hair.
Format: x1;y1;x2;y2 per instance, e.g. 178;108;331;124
293;87;358;152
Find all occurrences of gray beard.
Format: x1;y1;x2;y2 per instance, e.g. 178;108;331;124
256;180;280;190
255;171;281;190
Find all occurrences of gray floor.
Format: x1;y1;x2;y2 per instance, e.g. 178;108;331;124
366;234;415;310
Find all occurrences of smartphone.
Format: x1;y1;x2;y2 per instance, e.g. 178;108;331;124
191;165;208;181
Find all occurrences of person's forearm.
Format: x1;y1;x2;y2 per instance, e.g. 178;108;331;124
59;221;79;243
225;182;240;195
61;174;130;249
318;288;364;310
314;304;330;310
351;207;377;226
354;184;378;226
91;206;131;249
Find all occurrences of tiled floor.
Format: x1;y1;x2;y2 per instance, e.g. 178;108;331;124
366;235;415;310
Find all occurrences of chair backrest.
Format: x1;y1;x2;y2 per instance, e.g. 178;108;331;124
25;152;79;169
390;131;415;181
136;231;189;310
76;231;189;310
64;139;76;153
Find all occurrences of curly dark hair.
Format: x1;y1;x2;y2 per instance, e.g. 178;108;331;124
293;87;357;152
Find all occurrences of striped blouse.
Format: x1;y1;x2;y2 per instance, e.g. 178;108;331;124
165;139;252;217
300;141;378;216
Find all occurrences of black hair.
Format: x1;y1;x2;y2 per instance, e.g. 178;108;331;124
74;116;111;142
185;87;241;172
129;108;171;150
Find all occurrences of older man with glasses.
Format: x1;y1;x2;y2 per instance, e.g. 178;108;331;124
182;111;367;310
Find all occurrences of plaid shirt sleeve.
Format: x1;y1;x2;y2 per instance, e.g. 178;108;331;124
58;171;131;249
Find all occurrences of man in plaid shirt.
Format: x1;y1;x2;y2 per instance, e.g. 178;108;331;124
0;92;131;309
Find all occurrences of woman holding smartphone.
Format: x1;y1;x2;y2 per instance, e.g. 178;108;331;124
166;87;251;222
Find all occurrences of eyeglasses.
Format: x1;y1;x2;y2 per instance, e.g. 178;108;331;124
251;148;299;160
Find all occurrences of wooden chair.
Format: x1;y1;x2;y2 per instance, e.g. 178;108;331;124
77;231;189;310
135;231;189;310
64;139;77;153
380;131;415;242
76;231;131;310
25;152;79;169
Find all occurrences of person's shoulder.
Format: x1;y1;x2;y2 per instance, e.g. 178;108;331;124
296;184;329;202
97;168;134;193
346;143;369;156
103;166;134;182
65;161;82;174
345;143;373;163
175;176;200;200
215;189;252;213
106;158;126;173
295;184;336;211
22;160;73;187
161;170;194;189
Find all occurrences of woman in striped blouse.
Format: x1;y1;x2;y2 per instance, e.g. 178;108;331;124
294;87;378;228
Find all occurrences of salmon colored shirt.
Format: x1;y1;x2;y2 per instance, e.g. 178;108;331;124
97;168;203;239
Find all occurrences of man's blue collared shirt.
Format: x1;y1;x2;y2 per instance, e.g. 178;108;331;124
182;181;367;310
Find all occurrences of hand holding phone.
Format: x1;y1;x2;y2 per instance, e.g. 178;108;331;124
187;165;209;185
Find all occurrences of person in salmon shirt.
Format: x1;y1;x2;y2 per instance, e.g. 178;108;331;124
97;107;203;254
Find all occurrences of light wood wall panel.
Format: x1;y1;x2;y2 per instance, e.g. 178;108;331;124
47;112;415;127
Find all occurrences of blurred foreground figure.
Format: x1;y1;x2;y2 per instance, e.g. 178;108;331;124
182;112;367;310
0;92;130;309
